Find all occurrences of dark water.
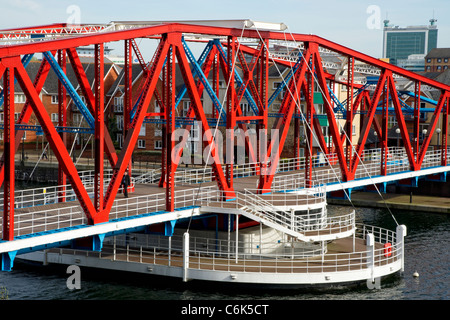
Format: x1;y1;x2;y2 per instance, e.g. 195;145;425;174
0;206;448;301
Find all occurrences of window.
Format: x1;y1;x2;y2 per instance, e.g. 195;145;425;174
437;58;442;63
139;124;146;136
314;104;324;115
51;95;58;104
154;140;162;150
427;58;431;63
117;133;123;148
73;113;84;125
189;142;198;153
51;113;59;122
352;125;356;136
189;122;199;141
154;101;161;119
14;94;26;104
138;139;146;149
240;103;250;115
273;82;282;89
183;101;190;117
114;97;123;113
445;58;449;63
437;66;442;71
116;115;124;130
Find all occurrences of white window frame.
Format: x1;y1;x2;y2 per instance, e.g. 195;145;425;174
154;140;162;150
138;139;146;149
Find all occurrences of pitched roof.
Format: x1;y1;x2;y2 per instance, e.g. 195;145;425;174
14;59;115;95
106;63;144;96
425;48;450;59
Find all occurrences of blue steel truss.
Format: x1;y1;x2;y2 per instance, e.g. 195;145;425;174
42;51;95;128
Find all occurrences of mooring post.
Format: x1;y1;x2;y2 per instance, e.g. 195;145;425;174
396;225;407;272
183;232;190;282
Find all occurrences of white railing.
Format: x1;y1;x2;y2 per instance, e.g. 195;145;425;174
197;186;355;238
93;223;401;275
6;186;216;237
0;169;132;209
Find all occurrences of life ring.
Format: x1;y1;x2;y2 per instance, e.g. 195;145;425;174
384;243;392;257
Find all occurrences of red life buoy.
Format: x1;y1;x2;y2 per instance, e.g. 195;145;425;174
384;243;392;257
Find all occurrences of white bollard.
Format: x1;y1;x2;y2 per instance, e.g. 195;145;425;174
396;224;407;272
183;232;190;282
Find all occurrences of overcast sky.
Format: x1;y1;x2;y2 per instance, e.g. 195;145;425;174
1;0;449;58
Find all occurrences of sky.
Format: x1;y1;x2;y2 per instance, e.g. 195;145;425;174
1;0;449;59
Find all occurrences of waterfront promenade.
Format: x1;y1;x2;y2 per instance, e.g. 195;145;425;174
329;191;450;214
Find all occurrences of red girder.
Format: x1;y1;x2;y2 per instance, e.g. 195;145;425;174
0;56;52;187
2;60;15;240
66;48;118;166
102;36;170;221
57;49;67;202
0;21;449;234
14;58;99;223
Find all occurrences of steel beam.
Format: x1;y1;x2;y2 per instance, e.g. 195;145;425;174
2;61;15;241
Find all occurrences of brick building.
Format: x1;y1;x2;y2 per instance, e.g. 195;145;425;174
425;48;450;72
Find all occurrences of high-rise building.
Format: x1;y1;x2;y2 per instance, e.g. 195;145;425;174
382;19;438;66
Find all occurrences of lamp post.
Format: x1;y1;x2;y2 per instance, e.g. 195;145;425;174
436;128;441;148
395;128;401;147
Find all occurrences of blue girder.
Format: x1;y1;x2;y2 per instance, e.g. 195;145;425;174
42;51;95;128
0;53;34;107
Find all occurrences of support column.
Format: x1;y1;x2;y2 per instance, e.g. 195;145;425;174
441;96;448;166
124;40;133;185
165;43;176;212
346;57;354;167
381;83;389;176
413;81;421;161
94;44;104;212
3;64;15;241
183;232;190;282
396;225;407;272
57;49;67;203
226;36;236;189
305;51;314;188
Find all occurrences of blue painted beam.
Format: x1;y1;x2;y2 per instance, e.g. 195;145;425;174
42;51;95;128
0;53;34;107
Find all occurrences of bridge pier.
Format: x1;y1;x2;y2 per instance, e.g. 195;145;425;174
425;172;447;182
364;182;387;193
1;251;17;272
71;233;106;252
327;188;352;200
396;177;419;188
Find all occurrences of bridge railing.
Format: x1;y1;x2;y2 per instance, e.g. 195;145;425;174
97;223;400;276
5;186;216;238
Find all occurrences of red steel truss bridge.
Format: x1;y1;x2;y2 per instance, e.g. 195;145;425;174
0;20;449;271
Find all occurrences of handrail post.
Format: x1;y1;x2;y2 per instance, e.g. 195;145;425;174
183;232;189;282
396;224;407;272
366;233;375;283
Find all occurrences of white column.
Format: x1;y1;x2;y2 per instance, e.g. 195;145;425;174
366;233;375;283
183;232;189;282
396;225;407;272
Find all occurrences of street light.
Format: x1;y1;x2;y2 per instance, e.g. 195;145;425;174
395;128;401;147
436;128;441;147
